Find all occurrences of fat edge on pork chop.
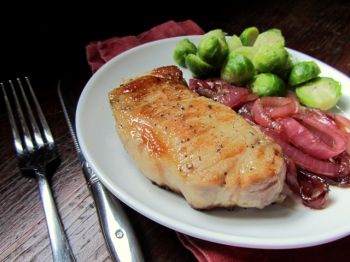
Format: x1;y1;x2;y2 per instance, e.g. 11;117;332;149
109;65;286;209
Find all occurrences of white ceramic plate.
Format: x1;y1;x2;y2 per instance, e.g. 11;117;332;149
76;36;350;249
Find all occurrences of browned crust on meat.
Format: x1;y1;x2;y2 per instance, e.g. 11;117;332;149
109;65;286;209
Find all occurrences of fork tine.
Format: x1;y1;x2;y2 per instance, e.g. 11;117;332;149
24;77;55;146
8;80;35;152
1;82;24;154
17;78;45;148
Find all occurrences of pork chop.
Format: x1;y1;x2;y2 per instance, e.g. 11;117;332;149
109;65;286;209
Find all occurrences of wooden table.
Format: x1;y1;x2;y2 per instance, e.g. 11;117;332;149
1;0;350;261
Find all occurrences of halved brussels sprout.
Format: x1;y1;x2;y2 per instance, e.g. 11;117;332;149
234;46;257;61
173;39;197;68
253;28;285;48
295;77;341;110
198;29;229;68
227;34;242;52
185;54;215;78
240;27;259;46
253;45;288;73
288;61;321;86
220;52;255;85
250;73;286;96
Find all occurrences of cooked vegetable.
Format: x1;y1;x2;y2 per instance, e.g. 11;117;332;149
295;77;341;110
288;61;321;86
198;37;224;68
189;78;254;109
198;29;228;68
173;39;197;68
251;73;285;96
240;26;259;46
227;35;242;52
275;52;294;80
185;54;215;78
292;110;347;159
253;45;288;73
233;46;257;61
220;52;255;85
279;117;346;159
172;26;343;114
253;28;285;48
206;29;229;54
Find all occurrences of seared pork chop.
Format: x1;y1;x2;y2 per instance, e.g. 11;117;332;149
109;66;286;209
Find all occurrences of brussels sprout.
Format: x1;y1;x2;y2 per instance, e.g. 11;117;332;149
234;46;257;61
198;36;224;68
185;54;215;78
288;61;321;86
250;73;286;96
206;29;229;54
240;26;259;46
253;28;285;48
173;39;197;68
295;77;341;110
253;45;288;73
220;52;255;85
275;52;294;80
227;34;242;52
198;29;229;68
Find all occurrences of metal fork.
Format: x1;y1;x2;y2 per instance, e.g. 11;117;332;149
1;77;75;262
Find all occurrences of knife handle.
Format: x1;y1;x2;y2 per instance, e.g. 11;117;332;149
82;162;144;262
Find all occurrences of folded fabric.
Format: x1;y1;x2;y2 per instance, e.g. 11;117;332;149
86;20;204;73
85;19;350;262
178;233;350;261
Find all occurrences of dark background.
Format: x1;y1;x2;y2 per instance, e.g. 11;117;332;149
1;0;349;83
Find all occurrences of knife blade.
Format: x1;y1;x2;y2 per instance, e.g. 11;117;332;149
57;80;144;262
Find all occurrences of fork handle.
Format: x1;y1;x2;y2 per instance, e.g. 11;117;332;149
35;171;75;262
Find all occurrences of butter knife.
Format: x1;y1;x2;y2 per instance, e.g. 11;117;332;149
57;81;144;262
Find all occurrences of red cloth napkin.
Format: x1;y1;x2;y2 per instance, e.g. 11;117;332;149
86;20;204;73
178;233;350;262
86;20;350;262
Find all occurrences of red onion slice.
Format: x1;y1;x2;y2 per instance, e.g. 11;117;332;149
263;128;341;176
294;110;347;157
298;170;329;209
189;78;254;109
279;117;346;159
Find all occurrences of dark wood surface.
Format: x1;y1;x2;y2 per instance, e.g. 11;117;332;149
1;0;350;261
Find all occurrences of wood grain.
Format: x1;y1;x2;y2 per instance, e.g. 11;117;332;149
1;0;350;261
